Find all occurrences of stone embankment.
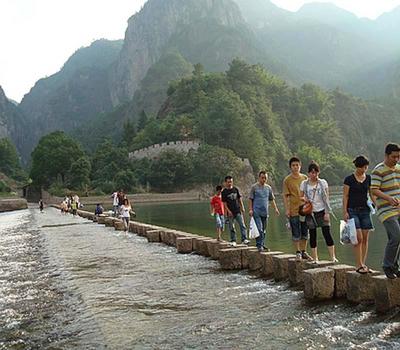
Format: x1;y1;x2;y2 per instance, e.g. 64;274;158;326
67;207;397;314
0;198;28;212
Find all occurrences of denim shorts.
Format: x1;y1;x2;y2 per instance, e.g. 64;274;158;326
215;214;224;229
289;216;308;241
348;208;374;230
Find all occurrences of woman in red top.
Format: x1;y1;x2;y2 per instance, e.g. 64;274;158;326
210;185;225;241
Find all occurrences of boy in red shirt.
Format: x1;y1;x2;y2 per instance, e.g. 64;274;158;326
210;185;224;241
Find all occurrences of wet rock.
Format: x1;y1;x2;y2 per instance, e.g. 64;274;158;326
273;254;297;281
147;230;161;242
303;268;335;301
176;237;193;254
241;247;259;269
346;270;381;304
260;251;284;278
373;275;400;313
327;264;355;298
219;248;242;270
305;260;335;269
248;250;263;272
209;241;230;260
288;258;308;287
104;217;116;227
192;237;211;256
97;215;106;224
114;220;125;231
0;198;28;212
128;221;137;233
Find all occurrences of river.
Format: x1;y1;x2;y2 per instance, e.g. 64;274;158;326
1;206;400;348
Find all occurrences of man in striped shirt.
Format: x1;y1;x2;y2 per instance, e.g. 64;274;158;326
371;143;400;279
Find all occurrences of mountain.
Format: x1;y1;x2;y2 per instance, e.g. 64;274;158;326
0;86;28;160
18;39;122;160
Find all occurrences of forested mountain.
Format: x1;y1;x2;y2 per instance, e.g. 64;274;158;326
3;0;400;176
17;39;122;160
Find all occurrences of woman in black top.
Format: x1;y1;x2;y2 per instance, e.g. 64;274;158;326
342;155;374;274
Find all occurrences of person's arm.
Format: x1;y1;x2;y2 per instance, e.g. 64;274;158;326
239;197;245;214
271;199;280;215
342;184;350;221
269;187;279;215
221;191;232;217
249;199;254;216
282;180;290;218
323;181;331;221
371;170;399;206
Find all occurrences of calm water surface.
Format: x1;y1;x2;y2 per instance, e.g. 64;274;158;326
1;206;400;349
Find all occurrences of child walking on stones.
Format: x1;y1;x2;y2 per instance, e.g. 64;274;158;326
210;185;224;241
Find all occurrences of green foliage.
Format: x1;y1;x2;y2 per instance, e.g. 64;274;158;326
0;138;25;181
30;131;85;188
68;156;91;190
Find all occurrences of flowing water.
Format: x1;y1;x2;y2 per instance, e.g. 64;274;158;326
1;206;400;349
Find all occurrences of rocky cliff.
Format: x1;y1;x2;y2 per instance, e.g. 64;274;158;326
110;0;252;105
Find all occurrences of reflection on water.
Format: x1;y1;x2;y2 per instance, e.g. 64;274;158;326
132;197;386;270
1;207;400;349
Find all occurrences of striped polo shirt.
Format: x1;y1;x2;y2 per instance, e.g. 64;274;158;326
371;162;400;222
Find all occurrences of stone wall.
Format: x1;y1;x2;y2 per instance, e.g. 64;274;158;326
129;140;201;160
0;198;28;212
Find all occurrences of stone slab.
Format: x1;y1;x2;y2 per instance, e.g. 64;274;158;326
303;268;335;301
219;248;242;270
273;254;297;281
373;275;400;313
346;270;381;304
114;220;125;231
260;251;284;278
327;264;355;298
176;237;193;254
209;241;230;260
97;216;106;225
104;217;116;227
288;259;309;287
147;230;161;243
0;198;28;212
248;250;264;272
241;247;259;269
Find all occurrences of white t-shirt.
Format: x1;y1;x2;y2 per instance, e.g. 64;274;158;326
300;179;329;212
112;192;119;206
120;205;131;218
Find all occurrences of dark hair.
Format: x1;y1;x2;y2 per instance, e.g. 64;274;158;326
215;185;222;191
385;143;400;155
123;198;129;205
224;176;233;181
289;156;301;166
353;155;369;168
258;170;267;177
308;161;320;173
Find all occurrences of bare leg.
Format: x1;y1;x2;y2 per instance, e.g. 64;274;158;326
361;230;370;266
311;247;318;261
352;229;363;268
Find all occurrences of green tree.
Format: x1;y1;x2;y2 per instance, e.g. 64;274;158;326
30;131;85;188
122;119;137;147
137;110;149;131
0;138;25;180
68;156;91;189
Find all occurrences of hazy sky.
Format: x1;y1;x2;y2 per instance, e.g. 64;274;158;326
1;0;400;102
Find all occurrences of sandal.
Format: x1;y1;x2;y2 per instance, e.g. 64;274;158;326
356;266;368;274
363;264;373;273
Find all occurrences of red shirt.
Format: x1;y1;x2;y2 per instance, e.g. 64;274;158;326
210;195;224;215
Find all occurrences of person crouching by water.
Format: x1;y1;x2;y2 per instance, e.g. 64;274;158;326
343;155;374;274
95;203;104;216
210;185;224;241
222;176;249;247
300;161;338;262
371;143;400;279
249;171;280;252
120;198;131;232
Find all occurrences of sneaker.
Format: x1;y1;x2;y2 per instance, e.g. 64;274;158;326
394;270;400;278
243;239;250;245
262;245;270;252
257;247;264;252
296;251;302;261
384;269;397;279
229;241;237;247
301;251;313;261
332;257;339;263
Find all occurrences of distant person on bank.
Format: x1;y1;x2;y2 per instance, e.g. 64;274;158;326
300;161;338;262
222;176;249;246
95;203;104;216
343;155;374;274
210;185;224;241
111;191;119;217
39;199;44;213
120;198;132;232
71;200;78;216
249;171;280;252
371;143;400;279
282;157;313;261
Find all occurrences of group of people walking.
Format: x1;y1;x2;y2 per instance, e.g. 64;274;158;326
60;194;80;216
111;189;134;231
210;143;400;279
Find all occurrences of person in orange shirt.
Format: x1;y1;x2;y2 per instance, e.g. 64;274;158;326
210;185;224;241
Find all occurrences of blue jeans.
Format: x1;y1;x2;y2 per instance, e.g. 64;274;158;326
214;214;224;229
289;216;308;241
253;213;267;249
382;216;400;271
228;213;247;243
